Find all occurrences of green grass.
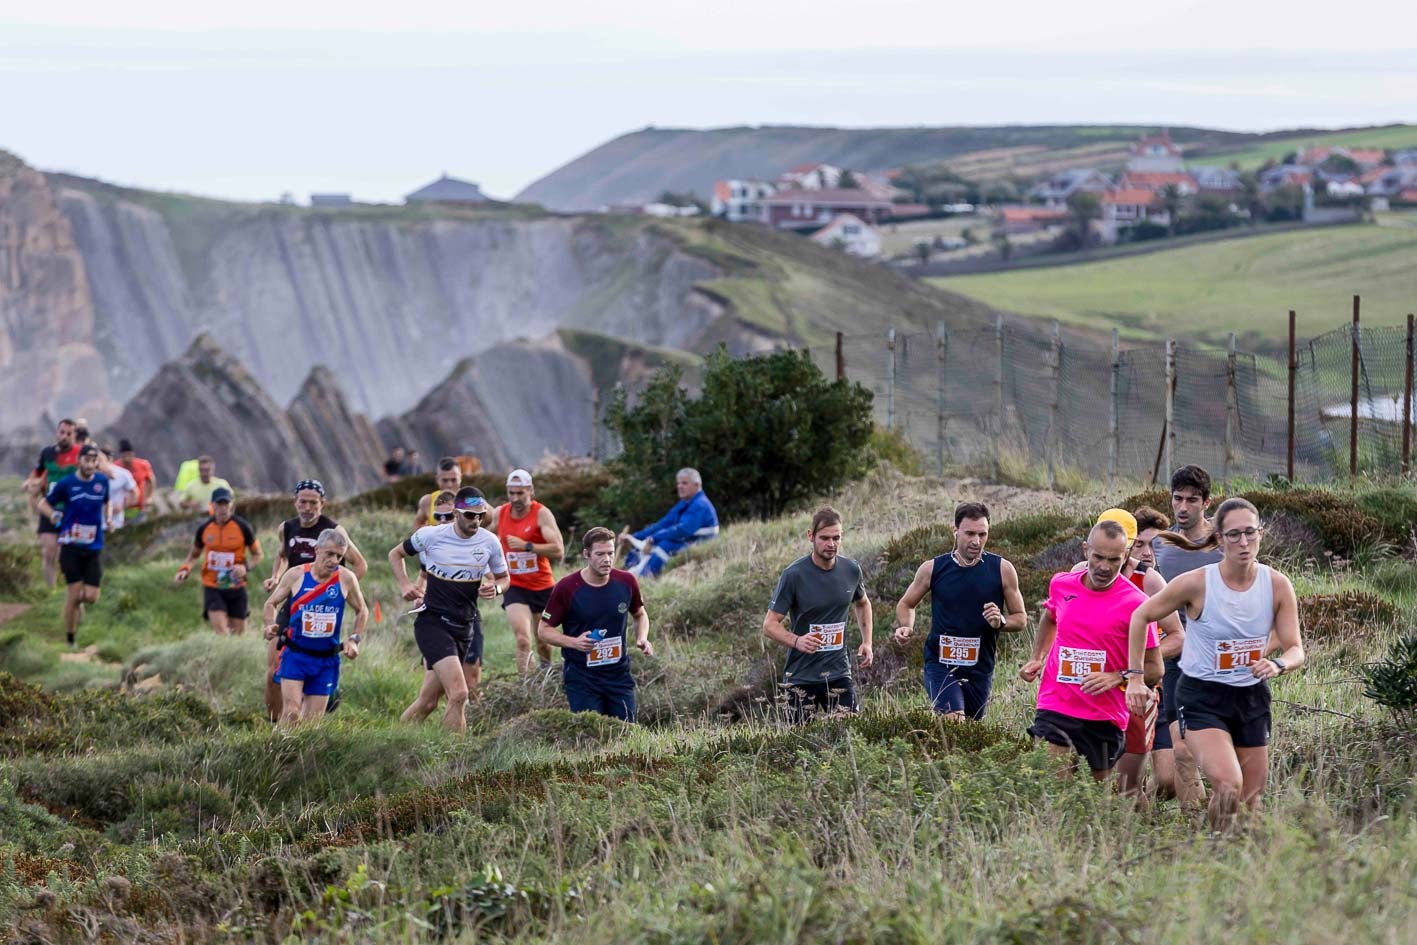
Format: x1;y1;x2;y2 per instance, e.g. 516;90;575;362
1;472;1414;942
932;224;1417;346
1208;124;1417;169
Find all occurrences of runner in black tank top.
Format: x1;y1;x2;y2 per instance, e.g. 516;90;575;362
893;502;1027;720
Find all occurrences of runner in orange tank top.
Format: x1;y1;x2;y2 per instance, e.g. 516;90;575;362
485;469;565;674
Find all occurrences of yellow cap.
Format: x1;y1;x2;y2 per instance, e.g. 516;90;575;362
1097;508;1138;542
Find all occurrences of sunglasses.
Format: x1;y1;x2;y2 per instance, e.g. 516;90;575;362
432;511;455;522
458;508;486;519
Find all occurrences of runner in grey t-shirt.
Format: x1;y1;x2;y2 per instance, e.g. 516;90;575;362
762;506;873;722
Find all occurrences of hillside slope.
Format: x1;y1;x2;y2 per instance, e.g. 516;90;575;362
514;124;1257;211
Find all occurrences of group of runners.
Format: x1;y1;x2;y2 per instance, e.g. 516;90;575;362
23;418;1303;829
764;462;1305;830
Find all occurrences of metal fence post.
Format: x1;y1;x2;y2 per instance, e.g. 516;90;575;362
835;331;845;381
1164;338;1176;481
1404;313;1414;477
886;328;897;431
1108;328;1119;491
1287;311;1296;482
1047;320;1061;491
1350;295;1360;481
1224;332;1237;491
936;321;947;476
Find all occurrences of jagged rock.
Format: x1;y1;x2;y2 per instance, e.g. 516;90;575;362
103;334;316;491
286;366;386;496
0;152;112;431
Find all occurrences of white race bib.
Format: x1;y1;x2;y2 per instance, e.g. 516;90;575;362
63;524;97;545
301;610;337;638
811;622;846;652
1057;647;1107;685
1214;637;1266;674
506;550;539;575
938;635;981;666
206;550;235;571
587;634;623;667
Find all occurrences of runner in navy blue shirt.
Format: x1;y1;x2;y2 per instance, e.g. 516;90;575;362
35;444;110;647
538;526;652;721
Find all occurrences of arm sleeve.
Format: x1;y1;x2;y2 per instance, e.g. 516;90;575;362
401;537;419;556
1041;574;1063;619
541;580;571;627
627;574;644;613
239;518;257;547
650;498;712;544
488;539;507;575
45;478;64;506
33;451;45;477
635;501;683;541
406;527;432;554
194;521;208;547
852;564;866;602
767;569;795;618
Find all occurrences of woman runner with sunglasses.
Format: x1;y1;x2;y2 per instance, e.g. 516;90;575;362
1124;497;1305;831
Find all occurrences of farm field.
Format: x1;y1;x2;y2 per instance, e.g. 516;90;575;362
1207;124;1417;170
1;466;1414;943
930;223;1417;346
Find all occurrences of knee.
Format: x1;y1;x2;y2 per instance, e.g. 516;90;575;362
445;685;469;707
84;588;100;604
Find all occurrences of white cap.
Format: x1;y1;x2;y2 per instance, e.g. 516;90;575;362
506;468;533;488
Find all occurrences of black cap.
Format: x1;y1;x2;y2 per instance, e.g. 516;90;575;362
78;444;99;457
211;487;234;503
119;439;134;453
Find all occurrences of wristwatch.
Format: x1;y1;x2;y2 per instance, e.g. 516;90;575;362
524;540;535;552
349;634;362;644
1270;656;1287;674
1118;669;1145;680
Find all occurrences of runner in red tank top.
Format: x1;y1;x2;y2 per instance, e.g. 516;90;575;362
485;469;565;674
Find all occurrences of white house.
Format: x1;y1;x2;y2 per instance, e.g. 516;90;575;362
712;179;776;222
1126;132;1186;173
809;213;881;257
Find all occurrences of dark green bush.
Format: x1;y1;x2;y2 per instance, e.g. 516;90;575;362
596;348;875;526
1363;633;1417;723
0;542;42;601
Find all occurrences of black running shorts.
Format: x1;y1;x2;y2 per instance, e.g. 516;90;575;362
1028;708;1127;772
1176;674;1271;748
203;586;250;620
58;545;102;587
414;610;483;668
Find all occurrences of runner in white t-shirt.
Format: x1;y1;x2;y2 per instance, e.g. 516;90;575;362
98;448;138;530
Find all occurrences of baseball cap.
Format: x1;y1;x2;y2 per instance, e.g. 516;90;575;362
506;468;533;488
1097;508;1138;542
211;487;235;504
454;486;490;513
118;439;134;453
78;444;99;457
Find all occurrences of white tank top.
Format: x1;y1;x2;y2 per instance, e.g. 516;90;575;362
1180;563;1273;686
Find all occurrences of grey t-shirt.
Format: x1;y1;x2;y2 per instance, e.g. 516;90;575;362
1153;525;1222;626
768;554;866;684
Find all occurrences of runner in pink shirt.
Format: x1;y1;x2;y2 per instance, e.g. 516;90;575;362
1020;519;1163;779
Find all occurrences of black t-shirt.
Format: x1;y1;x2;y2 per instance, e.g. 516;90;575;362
281;515;339;568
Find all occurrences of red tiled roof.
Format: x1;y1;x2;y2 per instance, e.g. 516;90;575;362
714;180;731;202
1358;166;1389;184
786;162;823;174
1346;149;1386;165
1399;188;1417;203
1121;172;1195;190
1102;188;1157;206
1000;207;1068;223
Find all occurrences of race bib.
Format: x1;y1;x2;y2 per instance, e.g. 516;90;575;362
206;550;235;571
1057;647;1107;685
938;635;981;666
506;550;538;575
63;524;97;545
811;622;845;652
587;634;623;667
1214;637;1266;673
301;610;337;638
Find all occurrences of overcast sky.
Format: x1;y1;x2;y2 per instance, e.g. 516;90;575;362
3;1;1415;203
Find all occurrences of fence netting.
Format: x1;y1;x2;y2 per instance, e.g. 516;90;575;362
803;314;1416;486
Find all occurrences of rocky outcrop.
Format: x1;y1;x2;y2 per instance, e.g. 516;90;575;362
0;152;111;431
102;336;383;496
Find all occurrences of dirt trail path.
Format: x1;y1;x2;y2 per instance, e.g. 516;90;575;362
0;602;32;626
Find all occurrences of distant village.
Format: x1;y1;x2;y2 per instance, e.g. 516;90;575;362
296;134;1417;266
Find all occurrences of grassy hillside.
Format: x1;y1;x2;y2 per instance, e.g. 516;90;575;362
930;224;1417;346
1207;124;1417;169
1;468;1414;942
515;124;1256;211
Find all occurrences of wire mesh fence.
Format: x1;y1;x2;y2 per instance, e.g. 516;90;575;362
803;304;1417;487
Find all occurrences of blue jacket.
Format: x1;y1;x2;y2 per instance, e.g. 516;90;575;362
633;491;719;561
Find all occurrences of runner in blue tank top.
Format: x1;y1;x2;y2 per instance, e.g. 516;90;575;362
263;528;368;725
893;501;1026;719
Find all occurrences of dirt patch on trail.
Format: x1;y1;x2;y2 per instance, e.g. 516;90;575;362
0;603;31;626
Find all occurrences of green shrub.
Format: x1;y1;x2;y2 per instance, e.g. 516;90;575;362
0;542;42;602
870;426;927;476
1363;633;1417;724
596;349;875;525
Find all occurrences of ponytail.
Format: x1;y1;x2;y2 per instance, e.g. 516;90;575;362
1152;496;1260;553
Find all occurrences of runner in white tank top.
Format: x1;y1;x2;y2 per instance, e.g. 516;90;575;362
1122;497;1305;832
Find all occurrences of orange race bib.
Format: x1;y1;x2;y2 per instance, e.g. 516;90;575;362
938;635;981;666
1214;637;1266;673
587;635;623;667
811;622;846;652
1057;647;1106;685
301;611;337;638
506;550;538;575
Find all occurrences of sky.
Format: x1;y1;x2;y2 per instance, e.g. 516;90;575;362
3;0;1415;203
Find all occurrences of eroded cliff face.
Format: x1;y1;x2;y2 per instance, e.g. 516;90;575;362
50;181;731;421
0;154;111;429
